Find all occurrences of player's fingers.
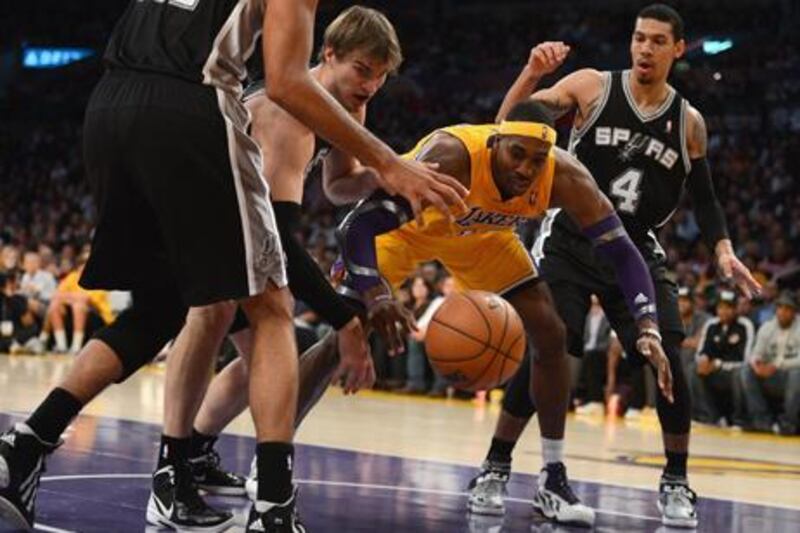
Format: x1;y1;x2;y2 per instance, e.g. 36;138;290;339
430;170;469;199
543;45;557;65
409;196;424;228
423;189;455;223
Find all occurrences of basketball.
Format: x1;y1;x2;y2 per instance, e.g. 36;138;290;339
425;290;526;391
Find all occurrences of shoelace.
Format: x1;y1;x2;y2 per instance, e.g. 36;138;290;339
663;483;697;505
547;464;579;504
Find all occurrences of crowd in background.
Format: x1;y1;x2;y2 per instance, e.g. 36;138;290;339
1;0;798;434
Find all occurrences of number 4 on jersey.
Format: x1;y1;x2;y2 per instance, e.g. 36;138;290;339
610;168;643;214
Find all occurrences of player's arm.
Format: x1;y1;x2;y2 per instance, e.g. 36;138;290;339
684;105;760;298
322;106;380;205
258;106;361;329
263;0;467;224
338;133;470;298
549;147;673;401
496;43;602;124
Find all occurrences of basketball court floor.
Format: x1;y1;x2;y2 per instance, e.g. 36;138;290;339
1;355;799;532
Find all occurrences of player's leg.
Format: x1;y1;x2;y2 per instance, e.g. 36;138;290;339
189;320;340;498
153;302;239;505
468;278;590;517
505;281;595;526
452;234;593;525
0;284;186;530
0;91;194;530
600;274;696;528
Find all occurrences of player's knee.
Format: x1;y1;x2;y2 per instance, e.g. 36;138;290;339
241;285;294;325
532;314;566;365
186;301;237;334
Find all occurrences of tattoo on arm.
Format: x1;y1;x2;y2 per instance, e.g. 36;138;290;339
688;107;708;158
538;97;572;121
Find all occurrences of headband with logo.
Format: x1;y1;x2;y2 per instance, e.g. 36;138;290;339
498;120;557;145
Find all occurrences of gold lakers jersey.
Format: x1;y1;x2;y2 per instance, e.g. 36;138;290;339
403;123;556;237
375;124;555;294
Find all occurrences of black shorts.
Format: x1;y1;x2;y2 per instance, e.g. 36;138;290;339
80;71;286;306
536;228;683;364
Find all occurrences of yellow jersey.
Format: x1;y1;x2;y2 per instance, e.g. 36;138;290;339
403;123;555;237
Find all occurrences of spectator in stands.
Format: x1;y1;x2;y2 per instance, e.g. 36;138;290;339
741;290;800;435
678;287;711;383
18;251;57;320
1;245;19;274
38;252;114;353
0;271;39;354
691;290;754;426
401;275;437;395
574;296;611;414
410;274;456;397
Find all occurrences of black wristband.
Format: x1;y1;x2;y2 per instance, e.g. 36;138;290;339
273;201;357;330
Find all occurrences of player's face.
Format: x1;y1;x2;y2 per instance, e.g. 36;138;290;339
493;136;551;199
323;47;389;112
630;18;685;85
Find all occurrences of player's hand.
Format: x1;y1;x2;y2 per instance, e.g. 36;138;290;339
636;332;673;403
365;289;418;356
332;317;375;394
376;156;468;227
526;41;571;78
715;242;761;299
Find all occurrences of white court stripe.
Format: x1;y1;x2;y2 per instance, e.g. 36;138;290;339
39;473;661;523
291;478;662;524
33;524;75;533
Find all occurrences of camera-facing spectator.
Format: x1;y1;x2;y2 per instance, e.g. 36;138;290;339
400;275;437;395
411;275;457;397
741;290;800;435
18;251;57;319
1;245;20;275
0;271;39;353
691;290;754;426
678;287;712;383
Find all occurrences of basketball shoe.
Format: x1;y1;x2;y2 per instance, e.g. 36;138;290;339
0;424;59;531
532;462;595;527
658;476;698;528
146;463;234;531
189;448;246;496
466;460;510;515
245;488;305;532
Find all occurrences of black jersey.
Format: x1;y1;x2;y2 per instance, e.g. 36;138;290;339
104;0;264;95
537;70;692;270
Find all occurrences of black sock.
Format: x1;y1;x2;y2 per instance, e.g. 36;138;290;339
190;429;218;458
486;437;515;464
25;387;83;444
663;451;688;479
256;442;294;503
157;435;191;469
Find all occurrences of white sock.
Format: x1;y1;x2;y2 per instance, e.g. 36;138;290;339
39;330;49;342
71;331;84;352
541;438;564;466
54;330;67;351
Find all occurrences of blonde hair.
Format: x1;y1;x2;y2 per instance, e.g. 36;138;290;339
318;6;403;73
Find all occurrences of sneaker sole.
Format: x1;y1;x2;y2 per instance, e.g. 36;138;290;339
198;484;247;497
146;495;235;532
657;501;698;529
466;499;505;516
0;495;31;531
532;495;594;528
